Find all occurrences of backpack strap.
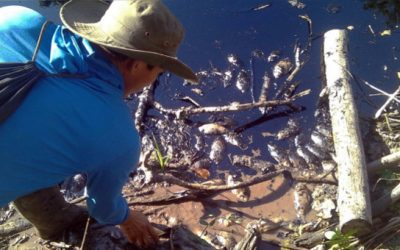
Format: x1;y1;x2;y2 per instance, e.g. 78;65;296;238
31;20;50;62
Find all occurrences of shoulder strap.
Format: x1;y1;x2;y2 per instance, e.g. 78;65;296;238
31;20;50;62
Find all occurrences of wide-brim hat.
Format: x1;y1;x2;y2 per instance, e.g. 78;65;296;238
60;0;197;83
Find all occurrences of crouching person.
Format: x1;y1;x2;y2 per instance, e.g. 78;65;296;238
0;0;197;248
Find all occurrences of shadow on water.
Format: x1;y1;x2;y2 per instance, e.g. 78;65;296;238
362;0;400;27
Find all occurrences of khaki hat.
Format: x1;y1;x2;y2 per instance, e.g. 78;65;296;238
60;0;197;83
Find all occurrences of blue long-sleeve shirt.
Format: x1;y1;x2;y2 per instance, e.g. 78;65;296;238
0;6;140;225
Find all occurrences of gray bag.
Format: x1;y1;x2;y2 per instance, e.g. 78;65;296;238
0;21;50;123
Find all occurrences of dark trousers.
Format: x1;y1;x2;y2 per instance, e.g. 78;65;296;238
13;186;87;241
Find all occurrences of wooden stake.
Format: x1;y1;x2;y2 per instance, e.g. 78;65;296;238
323;29;372;235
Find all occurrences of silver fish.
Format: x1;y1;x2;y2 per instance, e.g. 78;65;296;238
305;143;329;160
288;150;307;169
315;124;331;138
310;130;325;148
227;53;243;68
210;137;226;164
267;143;289;165
296;146;319;166
236;69;250;93
223;70;233;87
272;58;293;78
223;132;248;150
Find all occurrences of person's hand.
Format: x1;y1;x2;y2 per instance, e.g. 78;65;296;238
119;209;159;248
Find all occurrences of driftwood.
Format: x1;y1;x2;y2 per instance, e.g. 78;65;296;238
367;151;400;174
323;29;372;235
372;182;400;216
152;90;310;118
374;86;400;119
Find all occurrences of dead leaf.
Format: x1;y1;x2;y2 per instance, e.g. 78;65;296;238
193;168;210;179
380;29;392;36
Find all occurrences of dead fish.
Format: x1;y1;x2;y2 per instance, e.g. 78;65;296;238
227;174;250;202
296;146;319;166
191;88;204;96
275;118;300;140
315;124;331;138
267;143;289;165
194;134;205;151
231;154;275;173
251;49;266;60
293;183;311;222
199;123;229;135
223;132;248;150
236;69;250;93
267;50;280;62
305;143;329;160
288;150;307;169
310;130;326;148
258;72;271;113
210;137;226;164
288;0;306;9
272;58;293;78
223;70;234;87
227;53;243;68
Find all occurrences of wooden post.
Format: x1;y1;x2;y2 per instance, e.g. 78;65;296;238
323;29;372;235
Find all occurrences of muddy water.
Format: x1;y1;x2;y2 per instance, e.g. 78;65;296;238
127;176;297;248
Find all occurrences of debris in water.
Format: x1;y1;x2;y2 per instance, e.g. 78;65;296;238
288;0;306;9
191;159;212;179
199;123;229;135
275;118;300;140
236;69;251;93
227;53;243;68
223;132;248;150
267;50;280;62
267;143;289;165
210;136;226;164
293;183;311;222
326;4;341;14
258;72;271;113
194;134;205;151
272;58;293;78
191;88;204;96
250;3;271;11
311;198;336;219
230;154;275;173
222;70;234;87
227;174;250;202
251;49;266;60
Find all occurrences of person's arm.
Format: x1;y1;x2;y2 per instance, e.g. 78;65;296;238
85;151;158;247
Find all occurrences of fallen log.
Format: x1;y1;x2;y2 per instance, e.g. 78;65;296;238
323;29;372;235
367;151;400;174
372;182;400;216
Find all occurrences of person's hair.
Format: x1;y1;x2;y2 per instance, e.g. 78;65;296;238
98;45;155;70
